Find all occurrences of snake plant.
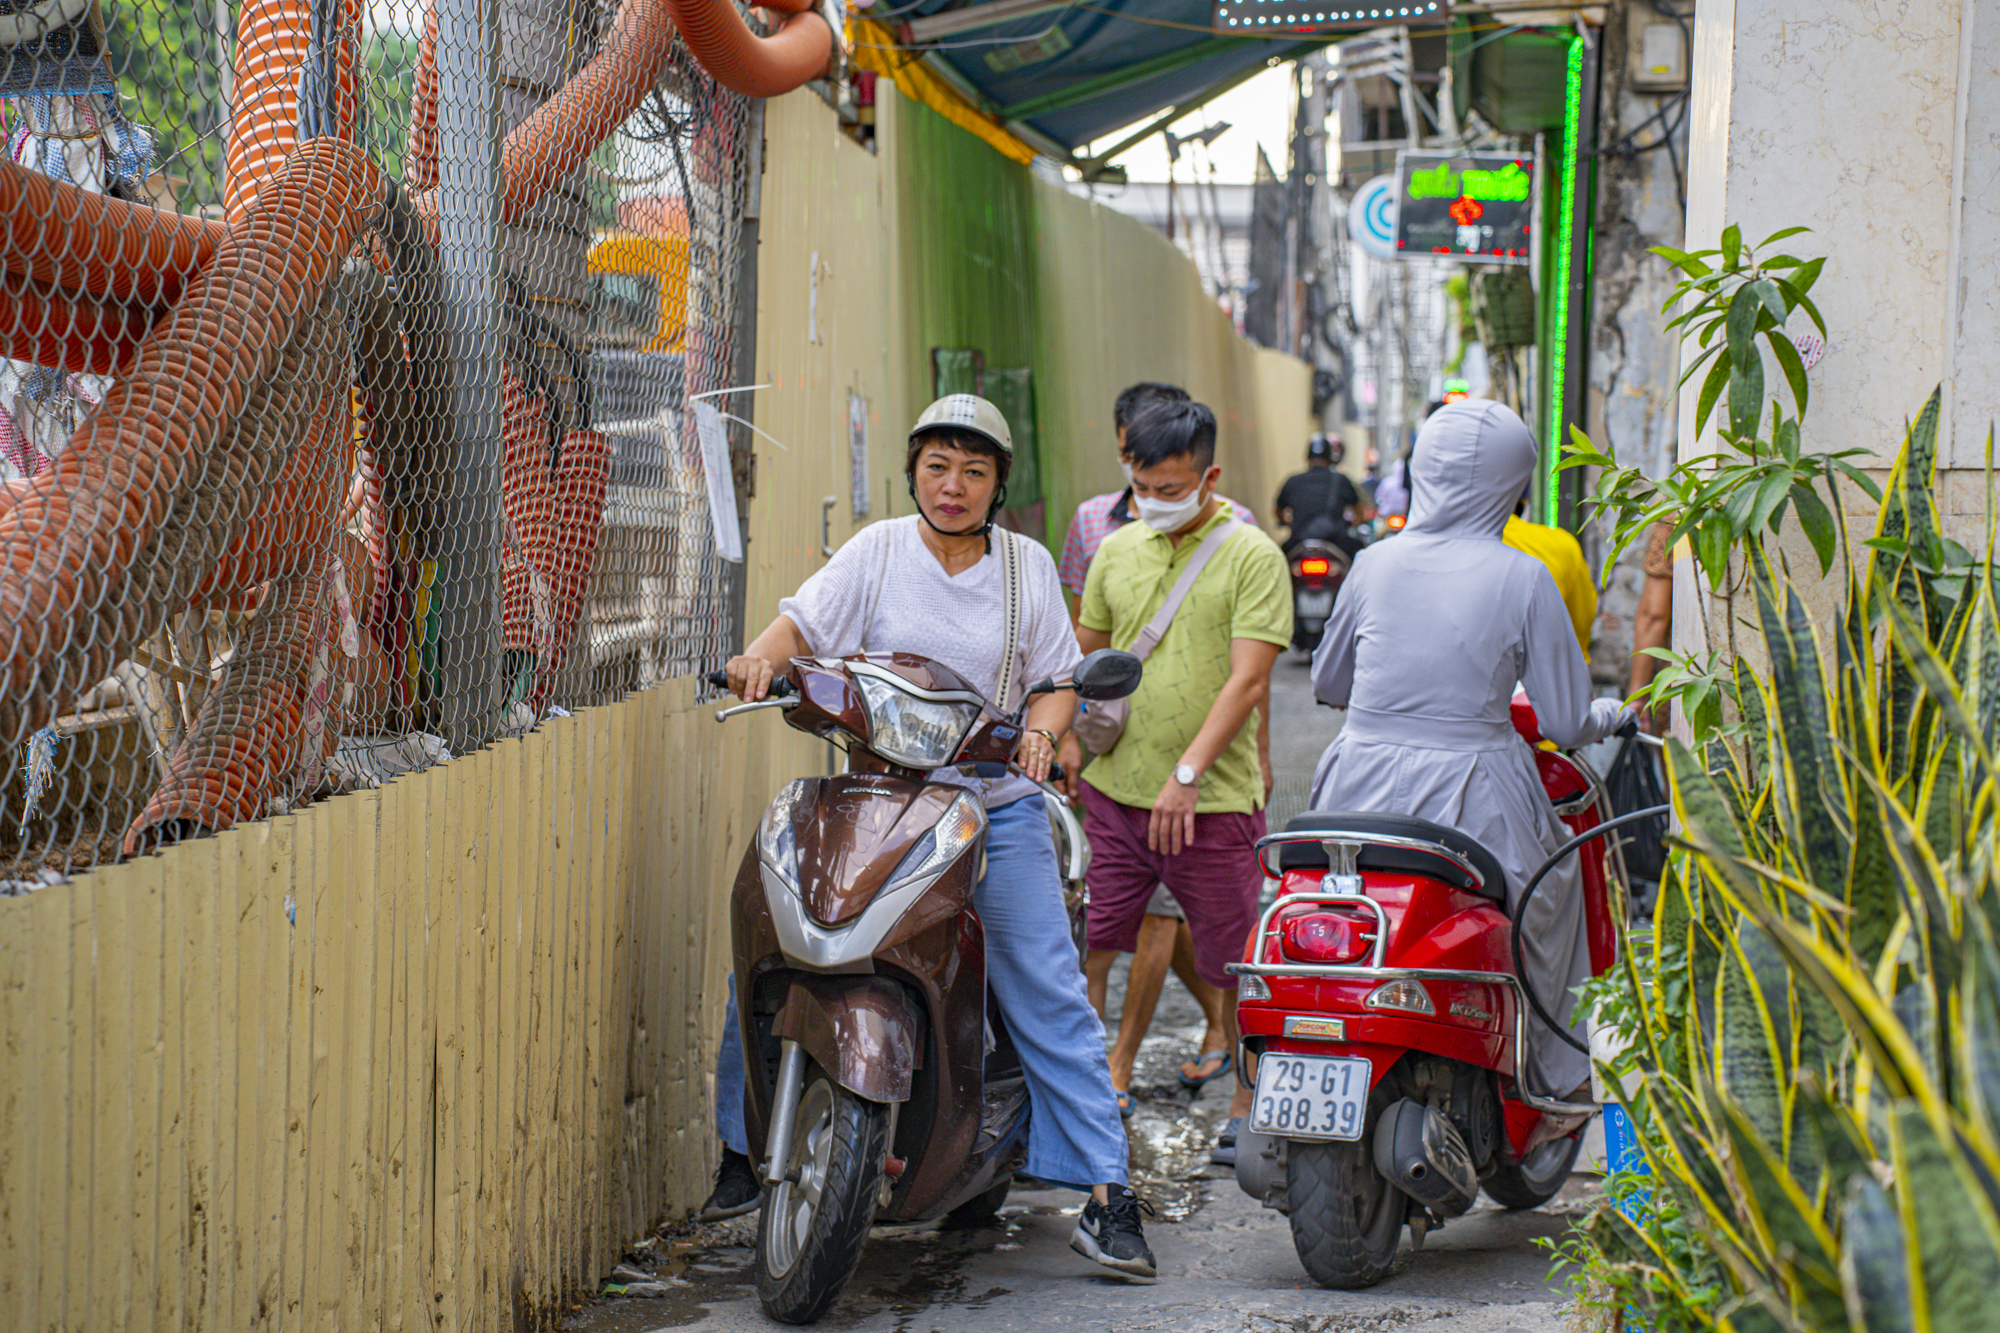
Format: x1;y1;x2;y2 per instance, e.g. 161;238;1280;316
1565;389;2000;1333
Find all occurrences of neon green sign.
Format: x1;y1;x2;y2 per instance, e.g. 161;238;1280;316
1462;162;1531;202
1405;159;1532;203
1407;161;1457;199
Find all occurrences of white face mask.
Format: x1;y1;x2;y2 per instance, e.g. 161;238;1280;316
1134;481;1211;533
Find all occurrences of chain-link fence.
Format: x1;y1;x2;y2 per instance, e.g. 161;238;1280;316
0;0;756;882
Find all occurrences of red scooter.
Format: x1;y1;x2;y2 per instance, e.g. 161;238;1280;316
1230;699;1659;1288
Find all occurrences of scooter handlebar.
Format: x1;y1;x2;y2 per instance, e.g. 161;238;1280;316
706;669;797;699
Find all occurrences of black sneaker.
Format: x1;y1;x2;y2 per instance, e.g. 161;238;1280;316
1069;1186;1158;1280
697;1148;762;1221
1210;1115;1245;1167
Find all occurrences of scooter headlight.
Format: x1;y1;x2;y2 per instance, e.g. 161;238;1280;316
756;779;813;887
855;674;981;769
883;791;987;888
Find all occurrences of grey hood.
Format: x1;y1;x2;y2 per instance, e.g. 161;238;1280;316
1403;400;1536;540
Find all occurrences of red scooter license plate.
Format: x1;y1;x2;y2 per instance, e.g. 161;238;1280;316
1249;1053;1371;1141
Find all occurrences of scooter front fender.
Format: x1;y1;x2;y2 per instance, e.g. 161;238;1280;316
774;973;922;1104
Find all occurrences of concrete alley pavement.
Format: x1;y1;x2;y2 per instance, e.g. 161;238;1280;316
568;653;1589;1333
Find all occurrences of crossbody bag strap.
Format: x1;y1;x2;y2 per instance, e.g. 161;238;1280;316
994;528;1023;711
1130;520;1243;661
857;521;895;652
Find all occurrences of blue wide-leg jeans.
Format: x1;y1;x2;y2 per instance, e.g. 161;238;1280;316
714;795;1128;1189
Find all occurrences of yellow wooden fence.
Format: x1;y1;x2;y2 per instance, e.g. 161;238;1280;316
0;680;758;1331
0;77;1316;1333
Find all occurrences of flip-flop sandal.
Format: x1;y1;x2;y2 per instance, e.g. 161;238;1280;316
1177;1050;1234;1089
1115;1088;1135;1117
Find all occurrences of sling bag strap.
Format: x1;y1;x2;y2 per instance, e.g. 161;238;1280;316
1130;519;1244;661
858;521;895;652
994;526;1024;711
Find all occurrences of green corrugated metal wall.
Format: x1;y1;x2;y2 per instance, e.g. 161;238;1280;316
881;95;1311;552
893;102;1046;513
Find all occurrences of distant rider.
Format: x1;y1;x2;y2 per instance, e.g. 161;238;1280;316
1274;433;1372;554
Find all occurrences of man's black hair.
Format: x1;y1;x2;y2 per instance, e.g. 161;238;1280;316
1113;381;1191;431
1123;399;1217;473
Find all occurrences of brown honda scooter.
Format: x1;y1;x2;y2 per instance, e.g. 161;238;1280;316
706;648;1141;1325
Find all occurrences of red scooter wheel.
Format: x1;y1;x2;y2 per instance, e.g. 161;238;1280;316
1483;1133;1581;1210
1283;1084;1407;1289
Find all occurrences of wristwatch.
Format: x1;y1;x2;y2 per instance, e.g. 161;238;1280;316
1173;763;1200;787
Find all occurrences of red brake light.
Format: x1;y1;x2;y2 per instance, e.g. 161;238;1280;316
1299;556;1332;577
1281;911;1375;964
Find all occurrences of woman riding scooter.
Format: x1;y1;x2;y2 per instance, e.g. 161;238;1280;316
717;394;1157;1280
1306;400;1631;1099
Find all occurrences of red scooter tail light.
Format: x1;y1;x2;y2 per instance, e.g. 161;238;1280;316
1281;911;1375;964
1298;556;1332;577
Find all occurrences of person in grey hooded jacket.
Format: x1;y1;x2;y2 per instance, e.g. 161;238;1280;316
1307;399;1630;1097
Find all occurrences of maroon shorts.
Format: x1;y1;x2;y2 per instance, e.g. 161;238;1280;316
1080;784;1266;991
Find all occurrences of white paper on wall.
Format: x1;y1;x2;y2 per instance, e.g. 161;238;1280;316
848;391;870;518
693;400;744;562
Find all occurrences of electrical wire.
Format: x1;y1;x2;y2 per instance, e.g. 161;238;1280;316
848;2;1075;51
849;0;937;19
1510;802;1673;1055
1594;84;1687;159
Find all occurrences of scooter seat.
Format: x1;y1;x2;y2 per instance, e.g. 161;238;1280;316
1276;811;1509;903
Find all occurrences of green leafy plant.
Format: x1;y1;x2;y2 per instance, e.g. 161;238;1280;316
1562;228;1879;729
1559;393;2000;1332
1567;225;1876;581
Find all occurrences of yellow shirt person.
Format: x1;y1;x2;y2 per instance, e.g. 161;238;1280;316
1502;515;1595;659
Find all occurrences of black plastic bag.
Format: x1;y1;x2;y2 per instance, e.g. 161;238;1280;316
1604;737;1669;887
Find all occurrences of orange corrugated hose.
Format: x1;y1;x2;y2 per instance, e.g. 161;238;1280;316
110;0;380;851
496;0;682;224
0;270;156;375
0;159;223;305
123;527;394;855
126;565;327;851
663;0;832;99
124;395;396;854
0;138;385;743
224;0;362;223
407;0;829;230
406;7;439;191
188;350;350;603
407;0;687;230
499;367;611;707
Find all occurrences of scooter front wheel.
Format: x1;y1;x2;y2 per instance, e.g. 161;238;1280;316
1285;1136;1406;1289
756;1068;891;1324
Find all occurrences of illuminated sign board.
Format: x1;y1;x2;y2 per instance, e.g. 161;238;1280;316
1393;151;1534;264
1212;0;1449;34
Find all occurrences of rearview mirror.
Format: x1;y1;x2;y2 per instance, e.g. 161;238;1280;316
1071;649;1143;701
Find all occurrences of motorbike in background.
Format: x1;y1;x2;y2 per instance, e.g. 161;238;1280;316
708;648;1140;1324
1229;698;1662;1289
1287;537;1350;652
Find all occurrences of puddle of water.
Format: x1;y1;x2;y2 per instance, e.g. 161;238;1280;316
1113;968;1238;1221
562;1217;759;1331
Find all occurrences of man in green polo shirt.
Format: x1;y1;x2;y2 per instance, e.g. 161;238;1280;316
1075;397;1291;1153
